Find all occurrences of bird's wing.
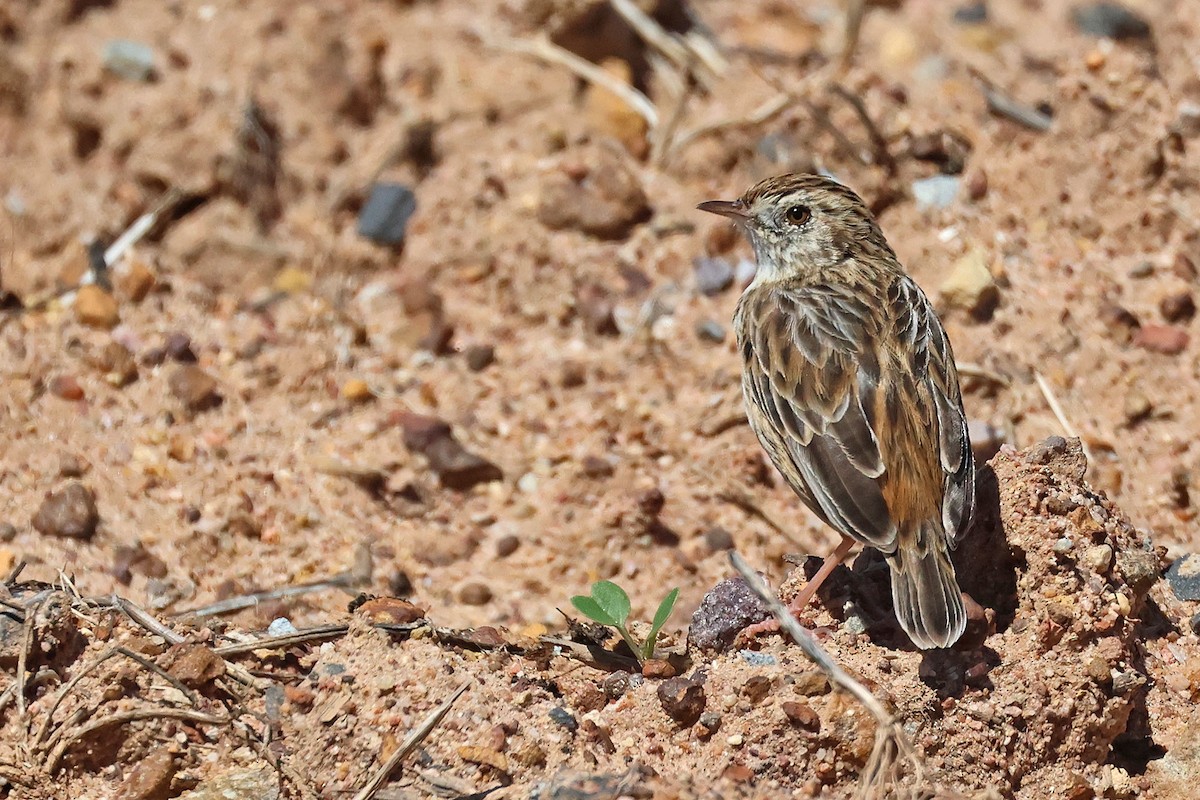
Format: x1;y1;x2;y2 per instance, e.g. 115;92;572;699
897;279;976;544
739;283;897;550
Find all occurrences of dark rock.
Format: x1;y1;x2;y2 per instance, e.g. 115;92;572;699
548;706;578;733
1189;612;1200;636
576;283;619;336
1025;436;1087;482
603;671;632;700
953;2;988;24
164;332;197;362
1072;3;1151;41
695;319;726;343
458;582;493;605
581;455;615;479
1118;548;1161;597
357;183;417;246
464;343;496;372
112;542;169;585
169;365;222;412
702;526;735;552
740;674;771;704
424;437;503;490
396;412;453;453
657;676;706;727
1160;292;1196;324
495;535;520;558
697;711;722;737
688;577;771;652
1165;555;1200;601
0;523;16;542
693;257;734;296
32;482;99;540
909;130;972;174
58;454;88;478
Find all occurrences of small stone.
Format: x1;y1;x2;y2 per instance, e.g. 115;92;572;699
1112;670;1145;696
341;379;374;403
560;360;586;388
495;534;520;558
32;482;99;539
96;341;138;386
1082;544;1114;573
953;2;988;24
1134;324;1189;355
1099;303;1140;343
1175;102;1200;138
536;142;650;239
688;577;771;652
702;526;734;552
49;375;85;401
272;266;311;294
115;257;155;302
782;701;821;732
581;455;615;479
104;39;156;82
354;597;425;625
909;130;971;175
582;58;648;158
697;711;722;737
603;671;632;700
739;650;777;667
1189;612;1200;636
941;249;999;320
1128;261;1154;279
576;283;619;336
695;319;726;343
458;745;509;773
464;344;496;372
357;183;417;246
167;644;225;688
843;614;868;635
1123;391;1152;424
118;745;176;800
792;670;831;696
424;438;503;490
75;284;120;329
1085;654;1111;684
1160;292;1196;324
111;542;168;585
267;617;298;636
693;257;735;296
740;675;772;704
911;175;961;210
164;332;196;362
458;582;493;606
548;706;578;732
657;677;706;727
1118;549;1161;597
965;168;988;201
0;523;16;542
1054;537;1074;554
1072;3;1151;40
1165;555;1200;601
169;365;222;411
641;659;675;679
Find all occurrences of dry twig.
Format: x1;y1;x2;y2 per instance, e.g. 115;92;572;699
46;707;230;775
1034;372;1093;463
351;681;470;800
967;67;1052;132
214;624;350;657
729;552;925;799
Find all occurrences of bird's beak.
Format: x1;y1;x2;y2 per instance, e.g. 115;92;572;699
697;199;750;220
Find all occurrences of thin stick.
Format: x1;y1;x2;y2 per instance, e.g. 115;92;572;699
728;552;923;799
46;707;230;774
116;646;200;706
839;0;866;73
5;560;26;585
350;681;470;800
967;67;1051;132
102;188;183;268
177;576;358;618
494;36;658;128
214;624;350;656
956;362;1010;387
1034;372;1094;462
115;595;183;645
609;0;690;73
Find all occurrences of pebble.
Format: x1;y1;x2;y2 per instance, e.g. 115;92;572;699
1123;391;1152;424
641;659;676;679
103;39;156;81
1159;292;1196;324
693;257;735;296
548;706;578;733
739;650;777;667
1072;2;1151;40
536;143;650;239
458;582;493;606
695;319;726;343
357;183;417;246
341;379;374;403
115;257;156;302
702;526;735;552
164;332;197;362
118;746;176;800
911;175;961;210
96;341;138;386
32;482;99;540
464;343;496;372
940;250;999;320
697;711;722;737
843;614;868;635
1165;555;1200;601
581;455;615;479
111;542;168;584
782;701;821;732
1117;548;1161;596
75;284;120;329
49;375;85;401
495;534;520;558
953;2;988;24
1081;544;1114;573
603;671;632;700
0;523;15;542
657;676;706;727
792;671;831;696
1053;537;1074;554
576;283;619;336
1134;324;1188;355
688;577;771;652
965;168;988;201
167;644;226;688
267;617;299;636
169;365;222;411
397;412;503;490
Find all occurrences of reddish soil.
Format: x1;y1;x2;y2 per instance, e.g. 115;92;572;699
2;1;1200;798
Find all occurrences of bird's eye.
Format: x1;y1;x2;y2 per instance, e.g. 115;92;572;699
784;205;811;226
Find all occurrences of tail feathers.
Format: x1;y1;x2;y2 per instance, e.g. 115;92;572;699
888;524;966;650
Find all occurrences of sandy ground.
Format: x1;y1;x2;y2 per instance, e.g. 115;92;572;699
1;0;1200;797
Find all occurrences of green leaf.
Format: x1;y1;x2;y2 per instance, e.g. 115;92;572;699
590;581;631;626
571;595;616;625
644;588;679;659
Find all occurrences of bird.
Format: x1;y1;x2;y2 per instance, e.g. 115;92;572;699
698;173;975;649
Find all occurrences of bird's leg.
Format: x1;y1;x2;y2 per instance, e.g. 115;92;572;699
740;535;856;640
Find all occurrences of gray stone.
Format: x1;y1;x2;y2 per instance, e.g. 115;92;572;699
1166;554;1200;601
104;40;156;82
357;183;417;246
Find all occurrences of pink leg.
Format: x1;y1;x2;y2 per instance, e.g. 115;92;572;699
740;536;856;639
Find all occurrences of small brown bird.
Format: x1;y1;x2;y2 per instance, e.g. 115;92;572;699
699;173;975;649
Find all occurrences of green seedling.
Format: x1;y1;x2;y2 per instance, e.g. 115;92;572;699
570;580;679;663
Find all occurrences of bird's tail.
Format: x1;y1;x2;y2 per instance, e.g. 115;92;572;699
887;520;966;650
